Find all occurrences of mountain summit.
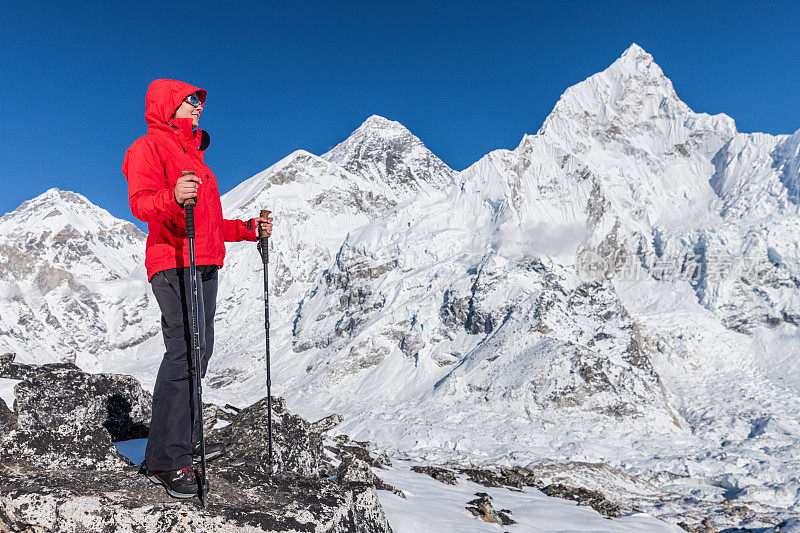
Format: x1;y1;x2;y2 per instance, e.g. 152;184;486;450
1;188;139;239
538;43;735;148
609;43;673;87
0;188;144;281
322;114;455;196
0;188;151;364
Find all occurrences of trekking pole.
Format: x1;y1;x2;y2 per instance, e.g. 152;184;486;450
183;170;208;507
256;208;273;473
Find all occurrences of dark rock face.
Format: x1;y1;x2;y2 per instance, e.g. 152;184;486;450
0;352;76;380
449;464;544;490
453;466;505;488
542;483;622;518
0;357;393;532
677;519;715;533
338;456;374;485
310;413;344;434
1;426;129;471
14;366;151;440
418;463;628;522
335;457;394;532
322;435;403;500
410;465;458;485
465;492;515;525
494;466;543;490
0;396;16;434
330;435;392;470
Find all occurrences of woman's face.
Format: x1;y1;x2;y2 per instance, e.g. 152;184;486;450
174;92;202;127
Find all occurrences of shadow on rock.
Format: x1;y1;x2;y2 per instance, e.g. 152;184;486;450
103;393;149;441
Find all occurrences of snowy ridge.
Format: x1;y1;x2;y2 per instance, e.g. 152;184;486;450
3;43;800;528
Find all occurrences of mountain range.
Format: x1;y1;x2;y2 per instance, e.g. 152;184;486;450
1;43;799;526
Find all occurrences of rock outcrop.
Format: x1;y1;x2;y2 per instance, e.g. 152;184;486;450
0;353;151;470
0;355;392;532
465;493;515;525
541;484;622;518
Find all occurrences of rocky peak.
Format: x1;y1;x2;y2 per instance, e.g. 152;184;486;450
537;43;703;142
523;43;735;239
0;188;146;280
354;114;414;139
0;188;142;240
0;188;144;283
322;114;455;197
609;43;671;86
0;190;150;362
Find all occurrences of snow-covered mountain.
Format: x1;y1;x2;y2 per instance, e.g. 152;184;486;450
3;43;800;528
322;114;455;197
0;188;155;364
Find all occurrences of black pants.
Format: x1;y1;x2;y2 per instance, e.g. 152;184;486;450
145;265;218;472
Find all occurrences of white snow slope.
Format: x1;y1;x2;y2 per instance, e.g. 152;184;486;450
2;44;800;529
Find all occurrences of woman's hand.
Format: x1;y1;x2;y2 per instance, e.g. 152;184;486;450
253;215;273;238
174;173;202;206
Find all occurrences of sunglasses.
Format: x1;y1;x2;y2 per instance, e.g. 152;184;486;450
184;94;202;108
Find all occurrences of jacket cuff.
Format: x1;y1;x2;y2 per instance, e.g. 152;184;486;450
243;219;258;242
165;187;183;214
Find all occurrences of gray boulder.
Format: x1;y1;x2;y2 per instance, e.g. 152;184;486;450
13;366;151;440
212;396;320;478
336;457;393;533
0;354;151;470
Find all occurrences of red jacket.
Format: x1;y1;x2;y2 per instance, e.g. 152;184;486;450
122;79;257;281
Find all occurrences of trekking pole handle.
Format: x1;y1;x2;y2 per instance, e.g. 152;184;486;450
258;209;271;264
182;171;196;238
182;170;197;207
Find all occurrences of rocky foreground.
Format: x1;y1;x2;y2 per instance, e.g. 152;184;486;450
0;353;391;532
3;353;794;532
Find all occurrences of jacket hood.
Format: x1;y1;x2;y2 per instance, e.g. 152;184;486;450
144;79;207;128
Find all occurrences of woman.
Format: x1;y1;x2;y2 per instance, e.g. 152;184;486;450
122;79;272;499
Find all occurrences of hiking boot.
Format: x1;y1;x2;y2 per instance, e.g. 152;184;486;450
147;465;199;499
193;441;227;463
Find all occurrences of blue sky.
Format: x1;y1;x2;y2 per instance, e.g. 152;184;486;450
2;1;799;230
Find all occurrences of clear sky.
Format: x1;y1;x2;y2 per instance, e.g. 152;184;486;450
2;1;799;230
